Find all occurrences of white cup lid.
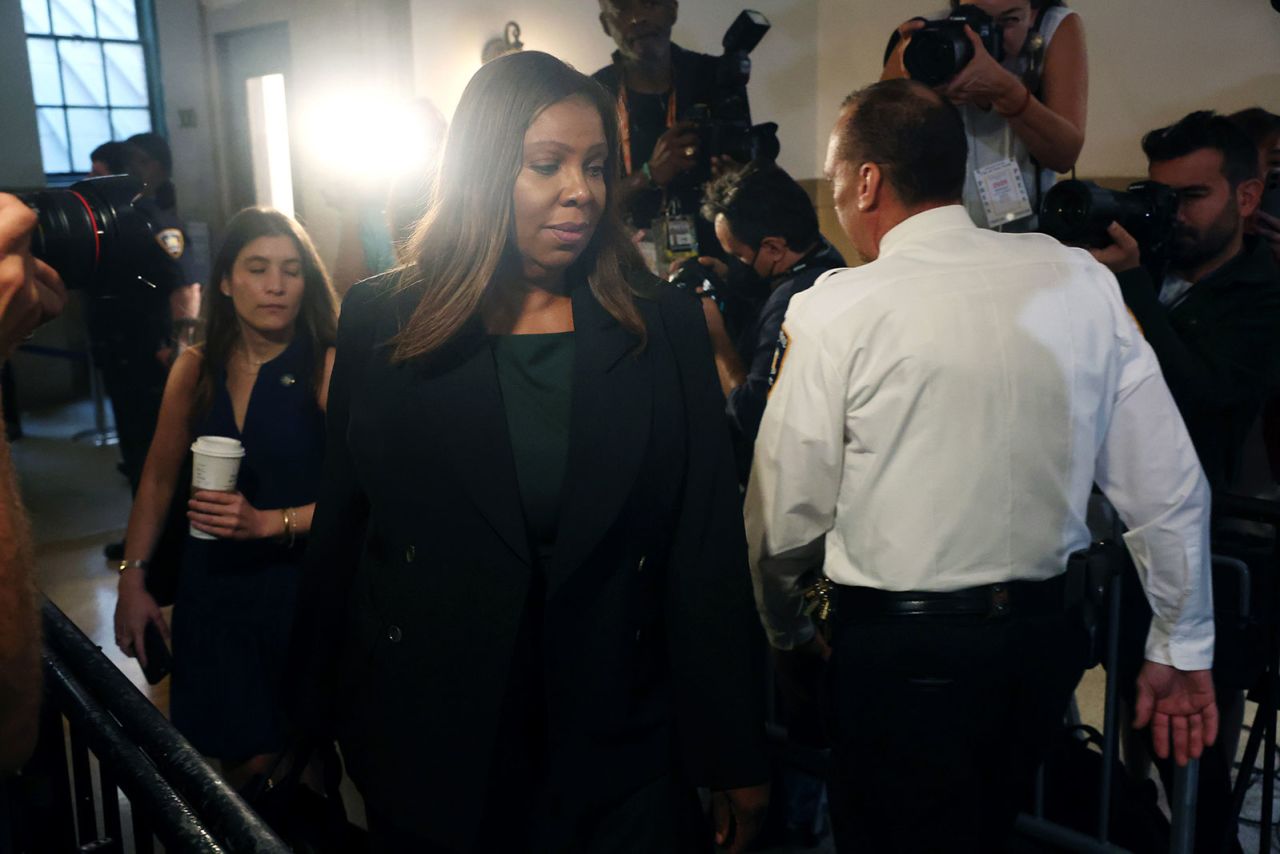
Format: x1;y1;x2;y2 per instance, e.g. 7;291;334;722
191;435;245;458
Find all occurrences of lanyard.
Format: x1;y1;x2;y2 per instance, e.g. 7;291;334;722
616;85;677;177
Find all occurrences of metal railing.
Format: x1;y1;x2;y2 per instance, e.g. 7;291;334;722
1;596;287;853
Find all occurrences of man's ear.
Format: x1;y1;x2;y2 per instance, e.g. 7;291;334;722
760;236;788;258
599;11;611;39
1238;176;1264;219
859;162;883;212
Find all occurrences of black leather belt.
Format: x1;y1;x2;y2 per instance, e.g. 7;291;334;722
833;571;1080;623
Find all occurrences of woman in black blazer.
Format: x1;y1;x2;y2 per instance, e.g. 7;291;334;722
289;51;769;853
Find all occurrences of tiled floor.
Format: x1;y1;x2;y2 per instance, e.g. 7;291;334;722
16;398;1270;853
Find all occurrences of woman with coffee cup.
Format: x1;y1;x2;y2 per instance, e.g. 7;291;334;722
288;51;769;852
114;207;338;786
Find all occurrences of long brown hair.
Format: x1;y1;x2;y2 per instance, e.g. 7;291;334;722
391;50;645;362
195;208;338;422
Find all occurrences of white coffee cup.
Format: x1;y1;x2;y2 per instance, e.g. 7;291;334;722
190;436;246;540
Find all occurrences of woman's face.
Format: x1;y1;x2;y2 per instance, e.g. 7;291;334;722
968;0;1035;59
511;95;609;283
220;235;305;337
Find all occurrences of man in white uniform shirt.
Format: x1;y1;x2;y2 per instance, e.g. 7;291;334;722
745;79;1218;852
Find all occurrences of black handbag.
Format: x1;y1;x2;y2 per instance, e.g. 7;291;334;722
243;739;368;854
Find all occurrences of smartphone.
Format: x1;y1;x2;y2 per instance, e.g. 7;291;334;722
1263;170;1280;220
141;622;172;685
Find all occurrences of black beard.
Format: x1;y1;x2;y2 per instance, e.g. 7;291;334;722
1169;205;1239;273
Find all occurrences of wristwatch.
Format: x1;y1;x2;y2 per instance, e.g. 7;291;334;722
114;559;148;574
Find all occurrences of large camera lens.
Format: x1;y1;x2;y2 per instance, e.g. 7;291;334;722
21;175;160;290
1040;179;1177;253
903;27;973;87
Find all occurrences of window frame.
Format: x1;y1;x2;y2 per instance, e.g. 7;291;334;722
24;0;167;184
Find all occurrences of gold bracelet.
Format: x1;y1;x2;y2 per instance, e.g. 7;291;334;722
281;507;296;548
114;559;148;574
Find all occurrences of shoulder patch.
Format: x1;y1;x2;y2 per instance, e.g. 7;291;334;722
767;325;791;394
156;228;185;260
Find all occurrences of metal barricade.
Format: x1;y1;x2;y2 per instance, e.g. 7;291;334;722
1;596;287;853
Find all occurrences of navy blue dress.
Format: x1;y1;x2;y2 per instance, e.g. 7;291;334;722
170;336;326;761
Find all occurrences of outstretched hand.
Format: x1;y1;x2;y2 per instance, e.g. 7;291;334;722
1133;661;1219;766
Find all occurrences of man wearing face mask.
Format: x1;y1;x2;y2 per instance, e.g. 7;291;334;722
883;0;1087;231
593;0;750;258
696;162;845;483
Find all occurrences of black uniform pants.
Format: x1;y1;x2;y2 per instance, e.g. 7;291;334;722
824;604;1089;853
97;340;167;494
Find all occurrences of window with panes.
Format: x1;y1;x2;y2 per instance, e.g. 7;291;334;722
22;0;159;177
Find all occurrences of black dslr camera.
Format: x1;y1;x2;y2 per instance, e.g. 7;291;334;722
689;10;780;165
1039;179;1179;258
20;175;164;290
903;4;1004;87
668;257;726;313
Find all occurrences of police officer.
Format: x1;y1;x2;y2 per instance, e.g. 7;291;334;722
88;133;200;499
746;79;1218;852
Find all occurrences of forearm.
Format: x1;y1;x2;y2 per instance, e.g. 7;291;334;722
263;502;316;540
0;420;40;771
168;284;201;322
1002;89;1083;174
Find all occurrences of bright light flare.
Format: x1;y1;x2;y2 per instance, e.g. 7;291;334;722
303;92;443;186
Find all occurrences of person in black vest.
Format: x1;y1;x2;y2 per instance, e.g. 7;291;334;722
289;51;769;853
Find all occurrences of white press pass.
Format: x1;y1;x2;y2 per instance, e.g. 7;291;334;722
974;158;1034;228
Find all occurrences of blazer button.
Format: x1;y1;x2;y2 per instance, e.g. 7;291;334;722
634;629;642;642
404;545;416;563
637;555;646;573
387;625;403;644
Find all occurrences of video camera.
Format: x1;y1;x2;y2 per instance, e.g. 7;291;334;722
903;3;1004;87
690;10;780;165
20;175;164;290
1039;179;1178;259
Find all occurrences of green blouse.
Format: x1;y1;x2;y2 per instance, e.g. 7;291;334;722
491;332;575;565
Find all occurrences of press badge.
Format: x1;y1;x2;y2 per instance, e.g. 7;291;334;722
974;158;1033;228
664;213;698;256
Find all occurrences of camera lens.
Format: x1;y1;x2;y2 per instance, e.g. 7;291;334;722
904;28;971;87
21;175;157;290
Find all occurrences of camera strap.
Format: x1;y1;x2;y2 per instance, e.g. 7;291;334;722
616;86;678;177
1019;5;1049;102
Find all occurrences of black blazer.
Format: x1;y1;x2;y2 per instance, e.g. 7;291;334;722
289;274;768;848
1117;239;1280;488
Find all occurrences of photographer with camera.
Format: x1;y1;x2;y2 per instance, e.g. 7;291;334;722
689;162;845;482
1085;110;1279;854
0;193;67;772
1091;111;1280;491
594;1;774;262
883;0;1087;232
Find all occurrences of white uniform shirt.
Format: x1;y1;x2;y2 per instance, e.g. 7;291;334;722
745;205;1214;671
